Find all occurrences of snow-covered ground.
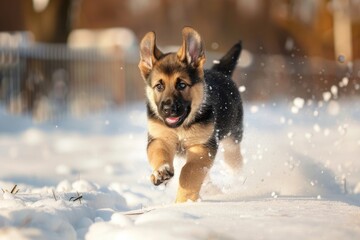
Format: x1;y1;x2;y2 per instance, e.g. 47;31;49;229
0;97;360;240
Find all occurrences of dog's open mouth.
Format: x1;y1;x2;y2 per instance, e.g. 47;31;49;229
164;107;190;128
166;116;182;124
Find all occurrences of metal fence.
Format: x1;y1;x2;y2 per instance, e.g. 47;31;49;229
1;32;359;122
0;32;143;122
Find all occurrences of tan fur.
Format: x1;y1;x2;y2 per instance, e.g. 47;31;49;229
148;118;215;201
147;119;178;171
176;122;214;149
176;144;214;202
177;27;206;69
220;137;243;172
183;81;204;126
138;32;163;80
145;85;159;118
148;118;214;150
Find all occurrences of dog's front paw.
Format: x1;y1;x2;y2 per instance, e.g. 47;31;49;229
151;164;174;186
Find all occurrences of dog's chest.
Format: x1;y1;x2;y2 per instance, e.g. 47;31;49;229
176;123;214;150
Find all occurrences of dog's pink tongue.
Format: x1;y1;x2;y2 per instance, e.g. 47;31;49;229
166;116;180;124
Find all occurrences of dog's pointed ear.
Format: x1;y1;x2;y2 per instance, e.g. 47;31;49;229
177;27;205;68
139;31;163;80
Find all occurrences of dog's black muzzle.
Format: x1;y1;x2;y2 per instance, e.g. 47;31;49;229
159;98;190;128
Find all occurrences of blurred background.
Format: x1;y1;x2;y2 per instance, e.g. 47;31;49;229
0;0;359;121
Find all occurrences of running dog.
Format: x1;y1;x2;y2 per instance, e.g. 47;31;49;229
138;27;243;203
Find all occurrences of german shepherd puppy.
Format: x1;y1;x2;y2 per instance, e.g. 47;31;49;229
139;27;243;203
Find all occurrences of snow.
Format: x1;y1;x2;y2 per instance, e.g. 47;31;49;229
250;105;259;113
322;91;332;102
339;77;349;87
0;99;360;240
291;97;305;114
238;85;246;93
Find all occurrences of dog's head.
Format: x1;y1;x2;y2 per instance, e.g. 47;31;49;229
139;27;205;128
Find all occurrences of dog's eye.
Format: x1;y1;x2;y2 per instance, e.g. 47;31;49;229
176;81;187;90
154;83;164;92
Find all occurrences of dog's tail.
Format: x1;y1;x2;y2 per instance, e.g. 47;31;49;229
211;41;242;76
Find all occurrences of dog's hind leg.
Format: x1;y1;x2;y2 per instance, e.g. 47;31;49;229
221;137;243;173
176;144;215;203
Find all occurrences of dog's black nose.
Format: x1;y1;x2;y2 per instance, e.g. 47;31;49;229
161;99;172;115
161;99;179;116
162;103;172;115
